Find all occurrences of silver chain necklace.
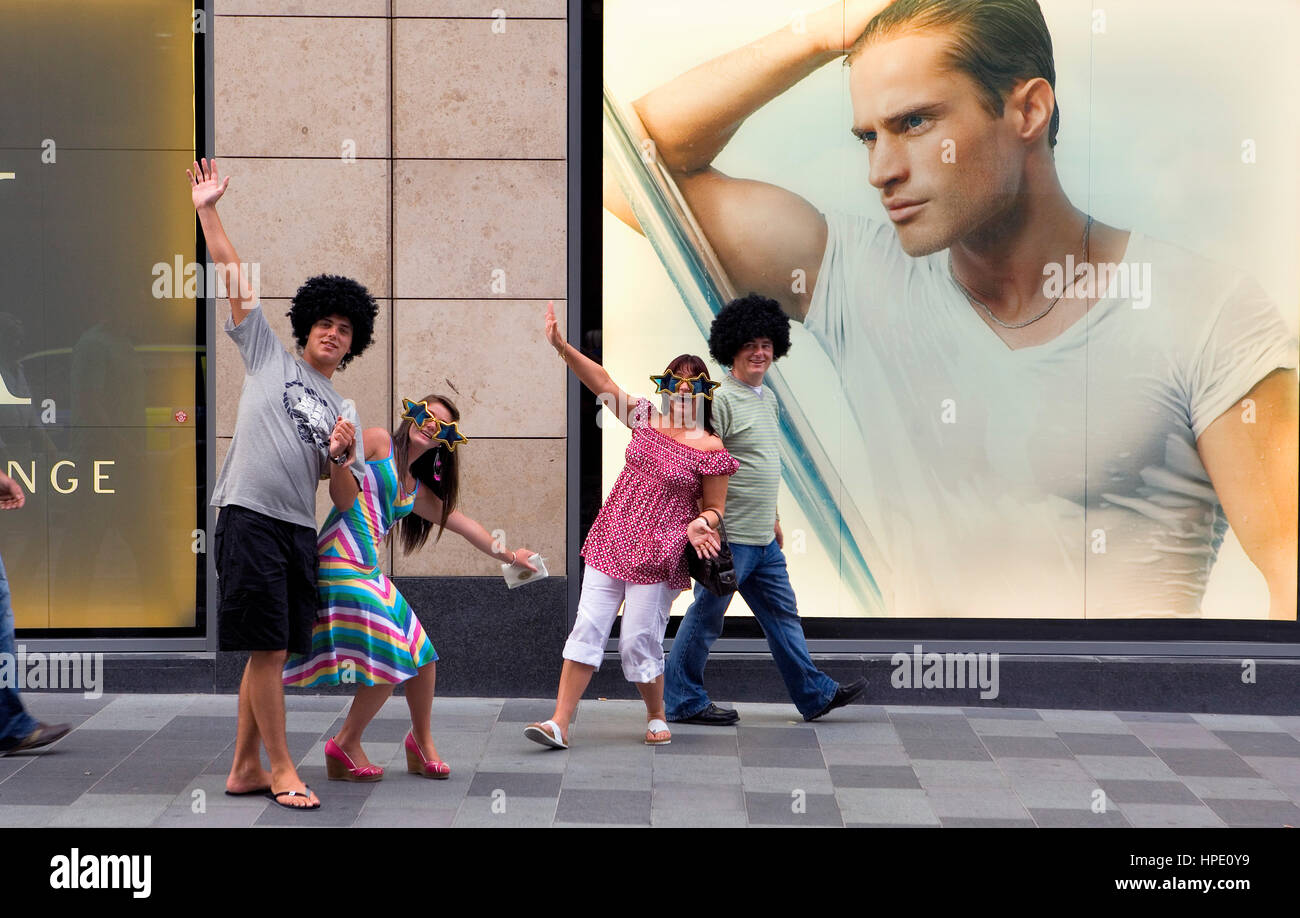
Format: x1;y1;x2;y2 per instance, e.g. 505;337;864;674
948;216;1094;330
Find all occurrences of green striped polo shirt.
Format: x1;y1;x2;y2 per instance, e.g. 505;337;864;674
712;372;780;546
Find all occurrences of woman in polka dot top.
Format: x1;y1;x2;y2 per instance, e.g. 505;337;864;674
525;303;739;749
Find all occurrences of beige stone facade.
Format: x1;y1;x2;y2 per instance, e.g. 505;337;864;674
212;2;568;577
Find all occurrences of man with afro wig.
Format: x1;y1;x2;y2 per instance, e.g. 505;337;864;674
665;294;868;724
189;158;378;810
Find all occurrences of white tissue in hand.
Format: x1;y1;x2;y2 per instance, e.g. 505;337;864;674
502;555;548;589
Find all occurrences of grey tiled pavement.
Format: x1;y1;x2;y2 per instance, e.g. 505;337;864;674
3;693;1300;828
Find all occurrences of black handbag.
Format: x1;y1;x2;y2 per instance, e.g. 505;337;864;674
687;518;737;596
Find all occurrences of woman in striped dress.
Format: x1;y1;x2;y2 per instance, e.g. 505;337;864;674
284;393;538;780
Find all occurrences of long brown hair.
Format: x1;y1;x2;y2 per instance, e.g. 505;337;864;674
391;393;462;554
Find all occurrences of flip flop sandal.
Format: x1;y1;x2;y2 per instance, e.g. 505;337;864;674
523;719;568;750
644;719;672;746
266;786;320;810
224;787;271;797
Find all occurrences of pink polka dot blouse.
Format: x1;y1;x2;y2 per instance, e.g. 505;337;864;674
582;398;740;590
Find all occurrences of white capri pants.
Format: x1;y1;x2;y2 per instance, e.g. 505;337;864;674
564;566;679;683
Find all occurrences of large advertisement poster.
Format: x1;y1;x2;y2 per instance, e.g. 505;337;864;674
601;0;1299;620
0;0;204;631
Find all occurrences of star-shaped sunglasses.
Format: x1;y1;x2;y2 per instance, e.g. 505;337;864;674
401;398;470;451
650;371;721;400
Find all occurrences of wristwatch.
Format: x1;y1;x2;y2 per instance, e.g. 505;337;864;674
329;451;350;466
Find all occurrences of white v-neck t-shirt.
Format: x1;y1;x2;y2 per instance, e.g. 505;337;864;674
804;210;1297;618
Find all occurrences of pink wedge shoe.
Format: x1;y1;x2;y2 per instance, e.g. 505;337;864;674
324;737;384;782
405;731;451;779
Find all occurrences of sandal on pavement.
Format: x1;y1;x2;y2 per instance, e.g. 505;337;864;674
644;718;672;746
404;731;451;779
325;737;385;782
224;786;271;797
266;786;320;810
523;719;568;750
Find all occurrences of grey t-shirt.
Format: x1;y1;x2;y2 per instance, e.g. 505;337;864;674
805;210;1298;617
211;305;364;529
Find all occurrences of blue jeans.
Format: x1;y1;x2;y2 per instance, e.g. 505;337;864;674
665;539;837;721
0;552;38;749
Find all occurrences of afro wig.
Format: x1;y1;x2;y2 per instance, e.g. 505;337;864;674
708;293;792;368
287;274;379;370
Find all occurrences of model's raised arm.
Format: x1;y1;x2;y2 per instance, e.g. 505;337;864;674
624;1;888;320
632;2;878;174
188;158;258;325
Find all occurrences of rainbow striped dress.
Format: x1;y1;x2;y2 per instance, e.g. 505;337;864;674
283;441;437;688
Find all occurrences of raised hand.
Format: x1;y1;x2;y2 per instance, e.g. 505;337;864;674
544;301;565;356
187;157;230;210
812;0;894;54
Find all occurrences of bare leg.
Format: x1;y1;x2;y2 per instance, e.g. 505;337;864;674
537;659;596;744
226;658;271;794
403;662;440;761
333;682;396;768
245;650;318;807
635;674;670;742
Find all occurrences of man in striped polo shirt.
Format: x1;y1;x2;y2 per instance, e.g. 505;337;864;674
665;294;868;724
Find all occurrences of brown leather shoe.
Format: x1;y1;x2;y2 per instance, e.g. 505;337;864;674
3;722;71;755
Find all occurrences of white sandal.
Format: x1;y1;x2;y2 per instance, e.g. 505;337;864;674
644;718;672;746
524;719;568;750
